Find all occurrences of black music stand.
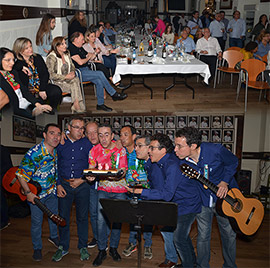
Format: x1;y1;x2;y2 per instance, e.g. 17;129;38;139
100;198;178;268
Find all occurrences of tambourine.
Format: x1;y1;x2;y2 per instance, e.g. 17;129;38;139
83;169;124;179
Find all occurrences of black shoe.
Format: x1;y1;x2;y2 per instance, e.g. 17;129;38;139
109;247;121;262
96;104;113;112
115;83;126;90
93;250;107;267
32;249;42;261
112;92;128;101
87;238;97;248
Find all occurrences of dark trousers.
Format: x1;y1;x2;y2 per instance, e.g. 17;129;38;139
200;55;217;80
39;84;62;109
94;62;111;80
102;54;117;75
216;36;225;51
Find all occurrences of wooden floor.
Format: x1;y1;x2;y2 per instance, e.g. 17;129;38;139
58;73;269;115
0;208;269;268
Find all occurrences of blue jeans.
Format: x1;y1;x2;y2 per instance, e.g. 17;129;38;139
196;205;237;268
58;181;90;251
97;190;126;250
129;225;153;247
89;187;98;240
161;229;178;263
79;67;116;105
173;213;197;268
102;54;117;75
29;193;58;250
229;38;243;48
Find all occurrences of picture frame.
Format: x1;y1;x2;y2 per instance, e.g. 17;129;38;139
13;115;36;143
200;116;210;128
200;129;210;142
123;116;132;126
188;116;198;128
36;125;44;139
166;129;175;142
211;129;222;143
223;116;234;128
155;129;165;134
103;117;111;126
133;116;143;128
166;116;176;129
212;115;222;128
144;116;153;128
220;0;232;9
177;116;187;129
223;143;234;153
154;116;165;129
223;129;234;142
144;129;153;136
112;116;122;129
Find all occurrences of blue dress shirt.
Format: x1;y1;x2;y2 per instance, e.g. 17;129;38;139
57;136;93;185
141;153;202;216
185;142;238;207
254;41;270;57
176;37;196;53
228;18;246;39
209;20;225;38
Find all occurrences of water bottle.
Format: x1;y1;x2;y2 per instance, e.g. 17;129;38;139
132;47;136;62
153;48;157;58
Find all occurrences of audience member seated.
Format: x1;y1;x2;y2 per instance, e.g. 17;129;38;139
13;38;62;114
68;31;127;112
46;36;86;113
162;23;175;45
176;30;196;55
187;11;203;36
83;27;124;89
251;14;268;40
239;41;259;60
182;26;194;40
0;47;52;118
104;22;117;45
36;13;56;58
68;11;87;43
153;15;166;37
97;22;112;47
196;28;222;81
144;19;153;35
194;28;203;43
254;31;270;59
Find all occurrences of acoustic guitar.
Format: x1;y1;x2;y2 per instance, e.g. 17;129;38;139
180;163;264;236
2;166;66;227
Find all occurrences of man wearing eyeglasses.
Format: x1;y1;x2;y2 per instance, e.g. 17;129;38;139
120;127;153;260
126;133;201;268
52;116;93;262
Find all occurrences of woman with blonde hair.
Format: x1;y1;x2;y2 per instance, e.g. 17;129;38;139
36;13;56;57
13;37;62;114
46;36;86;113
68;11;87;42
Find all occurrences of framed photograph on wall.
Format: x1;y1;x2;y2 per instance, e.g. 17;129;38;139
112;116;122;129
36;125;44;138
220;0;232;9
177;116;187;128
133;116;143;128
13;115;36;143
154;116;164;128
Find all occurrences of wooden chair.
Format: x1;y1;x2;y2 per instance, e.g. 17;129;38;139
252;174;270;210
262;54;268;64
226;46;241;51
214;50;244;89
236;58;270;111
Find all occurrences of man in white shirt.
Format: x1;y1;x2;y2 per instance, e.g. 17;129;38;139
224;117;233;128
187;11;203;36
134;118;142;128
209;13;226;51
154;118;163;128
227;10;246;48
167;117;175;128
196;28;222;80
200;117;209;128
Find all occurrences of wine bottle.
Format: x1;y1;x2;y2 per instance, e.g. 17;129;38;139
147;40;153;57
162;42;167;59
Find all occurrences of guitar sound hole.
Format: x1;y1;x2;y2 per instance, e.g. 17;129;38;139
231;198;242;213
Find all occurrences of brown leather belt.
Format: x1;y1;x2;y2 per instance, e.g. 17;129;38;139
62;178;81;182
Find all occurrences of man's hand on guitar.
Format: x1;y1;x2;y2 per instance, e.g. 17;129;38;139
217;181;228;199
26;192;39;204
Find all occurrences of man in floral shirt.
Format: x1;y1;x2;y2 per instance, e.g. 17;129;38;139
87;123;127;267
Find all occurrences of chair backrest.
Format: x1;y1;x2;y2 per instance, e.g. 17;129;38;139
241;59;266;82
227;46;241;51
222;50;244;69
262;54;268;63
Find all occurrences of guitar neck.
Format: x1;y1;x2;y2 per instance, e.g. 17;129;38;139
33;198;53;218
196;174;235;206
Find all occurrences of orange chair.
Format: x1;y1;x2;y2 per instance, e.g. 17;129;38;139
214;50;244;89
262;54;268;64
227;46;241;51
236;58;269;111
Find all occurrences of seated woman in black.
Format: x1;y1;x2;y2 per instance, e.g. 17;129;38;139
12;37;62;114
0;47;52;118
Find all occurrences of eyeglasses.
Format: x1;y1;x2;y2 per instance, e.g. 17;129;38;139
70;125;85;131
149;146;160;151
135;144;148;149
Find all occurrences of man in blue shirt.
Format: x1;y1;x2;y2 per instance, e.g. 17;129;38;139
174;127;238;268
176;30;196;55
228;10;246;48
52;117;93;262
187;11;203;36
209;13;226;51
16;123;61;261
120;127;153;260
127;134;201;268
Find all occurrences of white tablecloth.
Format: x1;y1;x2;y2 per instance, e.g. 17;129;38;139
112;56;211;84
